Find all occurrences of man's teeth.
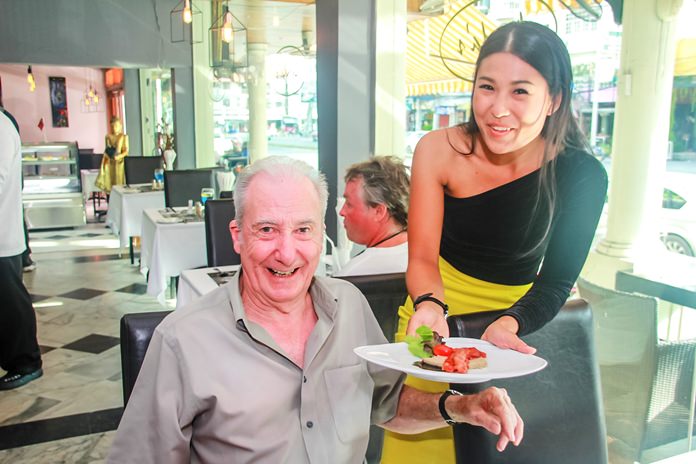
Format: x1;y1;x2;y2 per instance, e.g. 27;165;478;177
270;269;296;276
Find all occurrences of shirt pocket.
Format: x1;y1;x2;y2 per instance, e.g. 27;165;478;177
324;364;373;444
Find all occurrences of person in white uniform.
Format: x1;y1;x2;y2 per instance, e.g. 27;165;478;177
334;156;410;277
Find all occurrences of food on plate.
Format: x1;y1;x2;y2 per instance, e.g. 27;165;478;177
406;325;487;374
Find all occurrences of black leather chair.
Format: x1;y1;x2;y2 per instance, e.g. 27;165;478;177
447;299;608;464
124;156;163;185
336;273;406;344
204;199;240;267
120;310;172;405
164;169;215;207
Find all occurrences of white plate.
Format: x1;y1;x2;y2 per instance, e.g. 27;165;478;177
353;337;547;384
156;217;184;224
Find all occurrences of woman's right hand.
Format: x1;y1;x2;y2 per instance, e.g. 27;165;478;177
405;301;450;338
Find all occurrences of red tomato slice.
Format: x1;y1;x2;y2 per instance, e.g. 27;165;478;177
432;344;453;357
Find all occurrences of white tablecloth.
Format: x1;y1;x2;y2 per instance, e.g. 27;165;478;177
177;264;241;308
80;169;101;204
140;207;207;304
106;184;165;248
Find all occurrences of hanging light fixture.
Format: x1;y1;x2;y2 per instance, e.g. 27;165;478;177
27;66;36;92
182;0;193;24
170;0;202;44
209;2;248;71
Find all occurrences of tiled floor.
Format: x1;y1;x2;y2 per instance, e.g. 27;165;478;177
0;219;171;462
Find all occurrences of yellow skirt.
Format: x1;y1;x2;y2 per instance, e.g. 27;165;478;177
381;257;532;464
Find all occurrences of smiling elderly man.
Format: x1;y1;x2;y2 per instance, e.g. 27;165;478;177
107;156;522;464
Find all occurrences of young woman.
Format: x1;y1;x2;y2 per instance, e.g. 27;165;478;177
382;21;608;463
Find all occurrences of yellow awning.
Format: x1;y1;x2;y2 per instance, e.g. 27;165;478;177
406;0;497;96
675;38;696;77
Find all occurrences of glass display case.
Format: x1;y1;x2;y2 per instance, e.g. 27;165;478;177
21;142;86;229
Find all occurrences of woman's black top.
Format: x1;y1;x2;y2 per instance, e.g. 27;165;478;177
440;148;608;335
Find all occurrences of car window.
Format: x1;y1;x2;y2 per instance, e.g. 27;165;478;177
663;189;686;210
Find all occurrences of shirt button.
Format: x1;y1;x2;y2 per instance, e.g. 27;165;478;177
306;421;314;428
303;376;307;383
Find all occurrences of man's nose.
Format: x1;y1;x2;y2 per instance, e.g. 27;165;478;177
274;233;297;263
338;203;347;217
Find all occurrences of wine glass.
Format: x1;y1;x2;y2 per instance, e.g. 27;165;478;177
200;187;215;205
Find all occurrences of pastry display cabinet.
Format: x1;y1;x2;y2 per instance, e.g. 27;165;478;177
21;142;86;229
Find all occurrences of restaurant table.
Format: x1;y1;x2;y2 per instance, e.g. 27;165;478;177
140;207;206;305
80;169;103;209
106;184;165;264
176;264;241;308
615;253;696;451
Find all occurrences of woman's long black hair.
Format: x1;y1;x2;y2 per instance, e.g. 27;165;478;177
457;21;589;255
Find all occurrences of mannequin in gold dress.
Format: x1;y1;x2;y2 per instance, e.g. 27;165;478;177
95;116;129;193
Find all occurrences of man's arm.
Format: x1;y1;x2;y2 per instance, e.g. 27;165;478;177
380;385;523;452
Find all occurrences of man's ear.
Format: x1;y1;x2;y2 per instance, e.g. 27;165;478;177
372;203;389;222
229;219;242;254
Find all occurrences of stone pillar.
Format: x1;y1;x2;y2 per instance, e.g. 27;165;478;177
374;0;407;158
247;43;268;163
583;0;684;286
192;0;215;168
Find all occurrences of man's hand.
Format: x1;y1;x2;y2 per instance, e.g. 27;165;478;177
405;302;449;338
481;316;536;355
449;387;524;452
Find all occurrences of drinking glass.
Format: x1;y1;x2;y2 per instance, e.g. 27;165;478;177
200;187;215;205
154;168;164;185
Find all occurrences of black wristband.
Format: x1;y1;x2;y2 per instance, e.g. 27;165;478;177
413;293;449;318
439;389;463;425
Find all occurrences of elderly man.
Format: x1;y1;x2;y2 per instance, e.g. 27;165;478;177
108;157;522;463
334;156;410;277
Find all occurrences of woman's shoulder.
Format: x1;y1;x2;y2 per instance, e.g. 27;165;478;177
556;147;608;187
414;126;472;157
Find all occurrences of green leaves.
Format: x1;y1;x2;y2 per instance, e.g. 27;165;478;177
405;325;435;358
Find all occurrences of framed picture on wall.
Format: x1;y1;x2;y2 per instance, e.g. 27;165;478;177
49;76;69;127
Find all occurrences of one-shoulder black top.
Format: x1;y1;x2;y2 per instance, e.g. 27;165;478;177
440;148;608;335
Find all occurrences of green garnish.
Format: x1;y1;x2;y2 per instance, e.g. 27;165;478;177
406;325;436;358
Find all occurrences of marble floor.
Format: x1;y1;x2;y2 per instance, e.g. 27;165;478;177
0;218;172;462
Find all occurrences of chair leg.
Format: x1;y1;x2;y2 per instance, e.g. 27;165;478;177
129;237;134;265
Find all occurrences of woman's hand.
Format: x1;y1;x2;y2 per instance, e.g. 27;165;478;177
406;302;449;338
481;316;536;354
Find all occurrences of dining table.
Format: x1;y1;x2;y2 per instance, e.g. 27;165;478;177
615;252;696;451
176;264;241;308
140;207;207;305
106;183;165;264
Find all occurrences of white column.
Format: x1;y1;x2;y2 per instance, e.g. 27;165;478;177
247;43;268;163
583;0;684;286
192;1;215;168
374;0;407;158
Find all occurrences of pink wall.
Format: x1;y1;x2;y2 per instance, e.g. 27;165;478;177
0;64;108;151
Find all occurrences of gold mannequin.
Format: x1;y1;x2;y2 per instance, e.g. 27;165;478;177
95;116;129;193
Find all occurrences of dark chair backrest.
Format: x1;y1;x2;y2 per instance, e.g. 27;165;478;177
447;299;608;464
204;199;241;267
336;272;407;343
78;152;103;170
164;169;215;207
124;156;163;185
120;310;172;405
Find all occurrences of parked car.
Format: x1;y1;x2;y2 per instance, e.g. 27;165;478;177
660;172;696;256
593;172;696;257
